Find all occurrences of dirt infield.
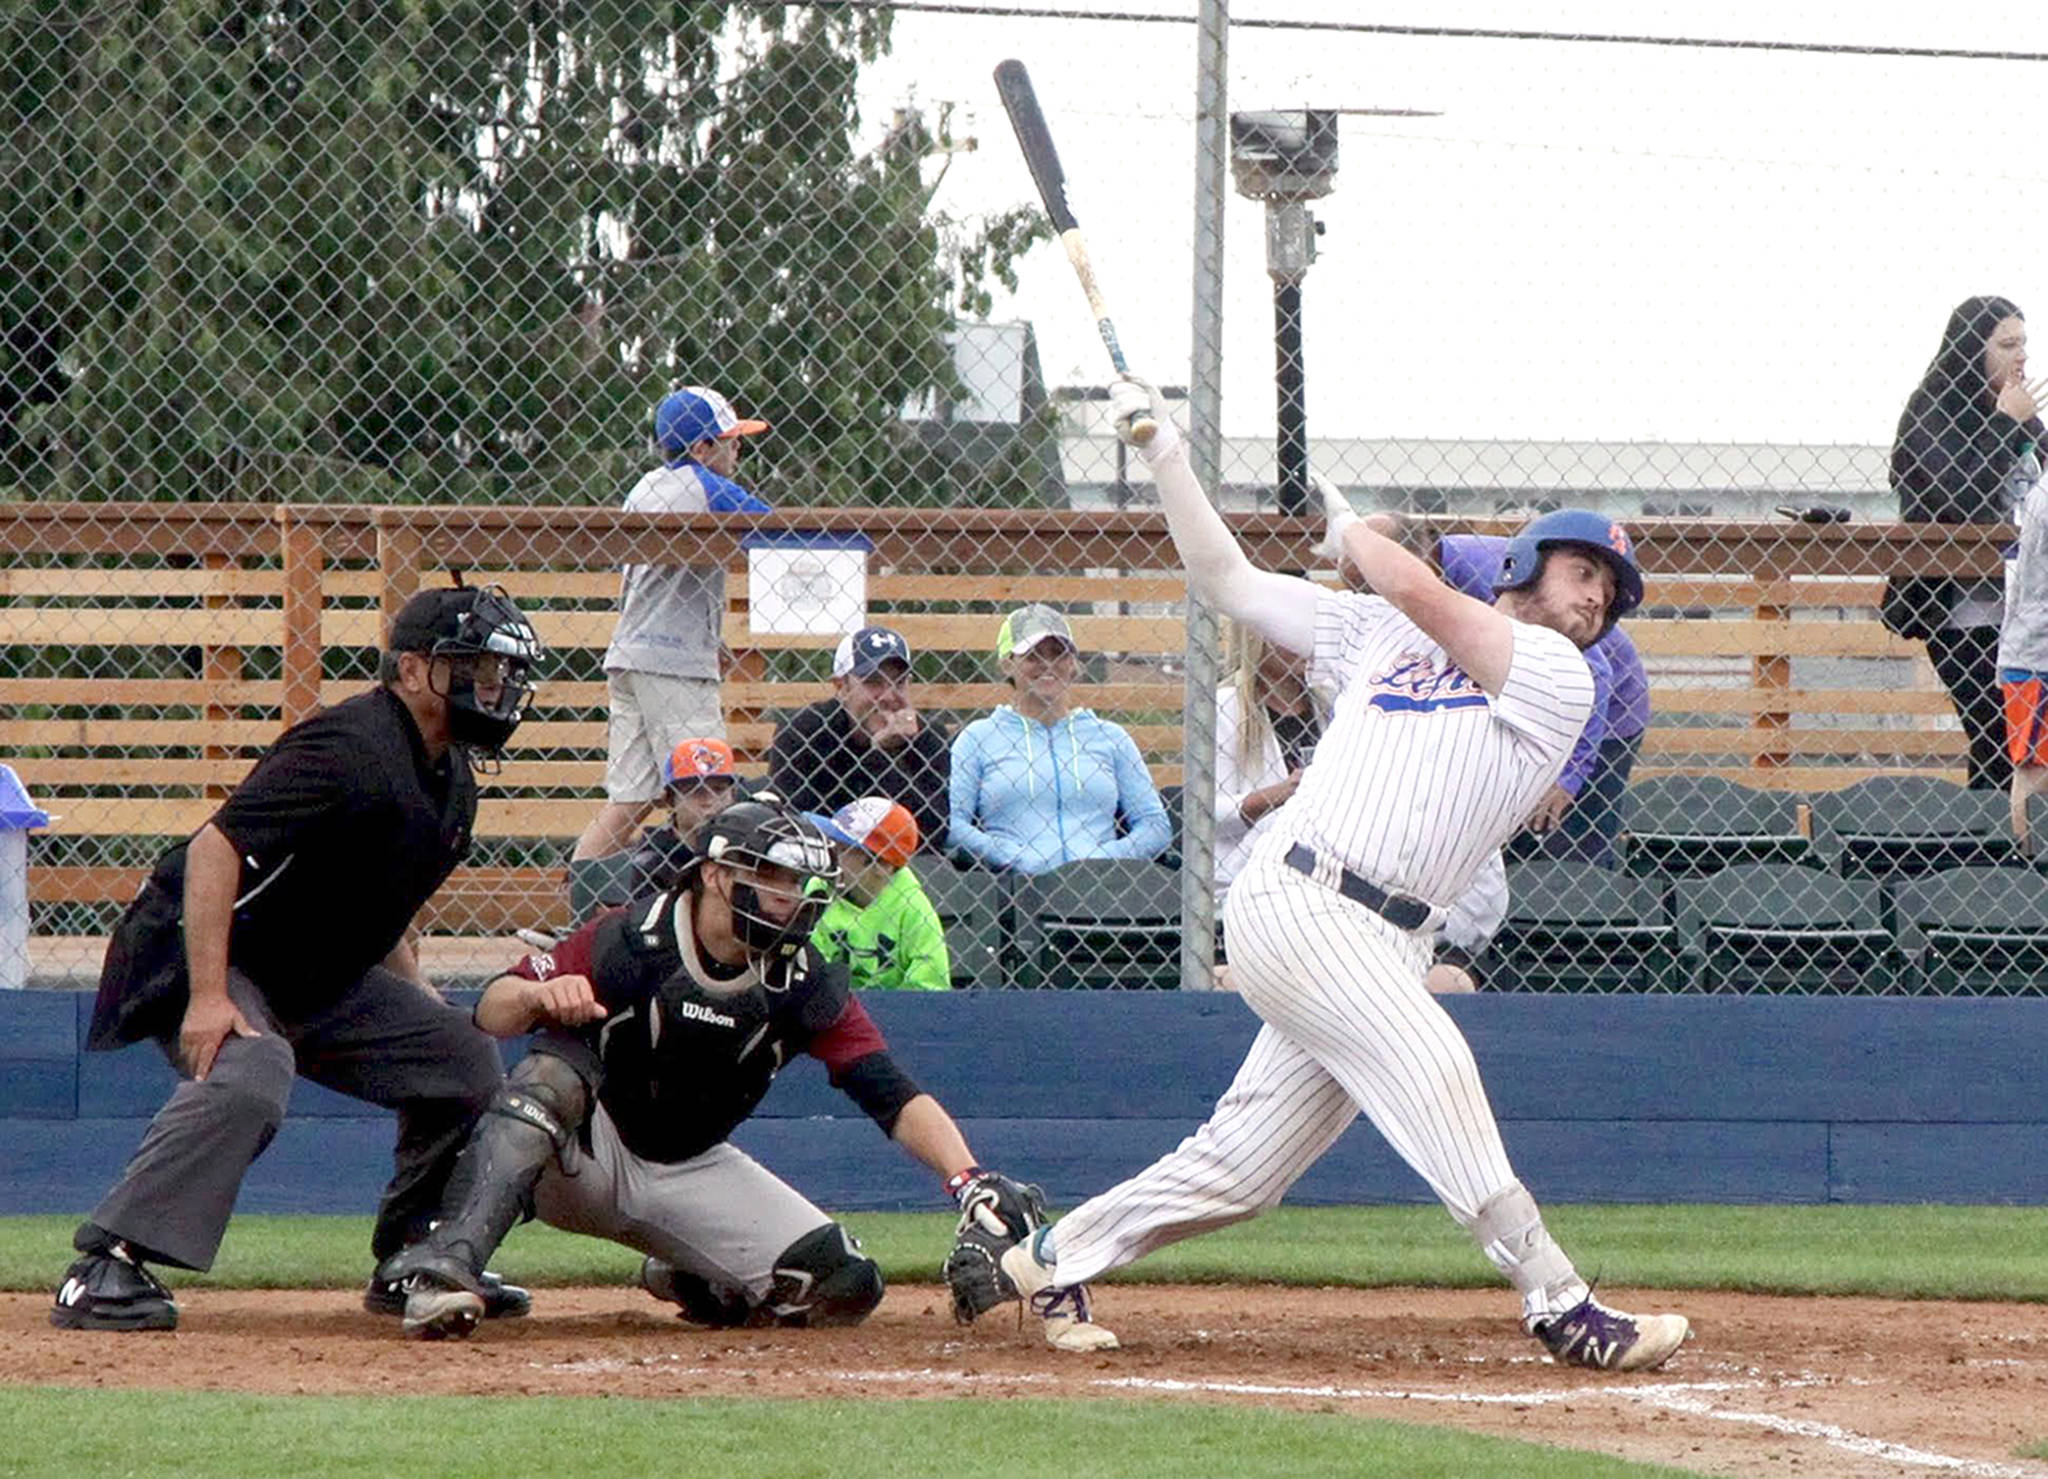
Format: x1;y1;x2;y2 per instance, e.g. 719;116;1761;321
8;1284;2048;1478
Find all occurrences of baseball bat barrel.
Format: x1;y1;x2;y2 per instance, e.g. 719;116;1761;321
994;58;1155;446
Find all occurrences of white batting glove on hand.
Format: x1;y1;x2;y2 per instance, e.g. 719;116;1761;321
1312;469;1357;563
1109;375;1180;462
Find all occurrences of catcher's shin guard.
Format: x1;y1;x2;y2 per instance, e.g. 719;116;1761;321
380;1053;587;1296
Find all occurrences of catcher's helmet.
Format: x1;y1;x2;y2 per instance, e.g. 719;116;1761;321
387;585;544;762
1492;509;1643;640
690;795;840;961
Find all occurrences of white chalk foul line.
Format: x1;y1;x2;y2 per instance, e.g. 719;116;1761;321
528;1359;2048;1478
1633;1391;2046;1479
1095;1374;2048;1478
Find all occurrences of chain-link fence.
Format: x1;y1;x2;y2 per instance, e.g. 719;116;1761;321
3;4;2045;995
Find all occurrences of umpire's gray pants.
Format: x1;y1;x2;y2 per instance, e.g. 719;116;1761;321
89;967;503;1272
532;1103;832;1305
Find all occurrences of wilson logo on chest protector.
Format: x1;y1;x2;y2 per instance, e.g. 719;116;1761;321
675;999;738;1029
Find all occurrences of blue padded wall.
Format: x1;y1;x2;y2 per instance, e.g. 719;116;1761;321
3;991;2045;1215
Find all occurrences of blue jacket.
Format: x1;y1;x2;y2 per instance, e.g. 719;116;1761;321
947;706;1170;874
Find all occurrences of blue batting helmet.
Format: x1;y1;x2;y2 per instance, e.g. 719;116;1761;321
1492;509;1644;639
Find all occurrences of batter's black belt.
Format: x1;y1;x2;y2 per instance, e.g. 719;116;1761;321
1283;843;1435;932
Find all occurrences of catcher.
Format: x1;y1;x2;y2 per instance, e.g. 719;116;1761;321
377;795;1089;1344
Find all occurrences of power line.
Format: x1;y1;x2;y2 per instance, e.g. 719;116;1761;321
800;2;2048;64
28;3;2045;64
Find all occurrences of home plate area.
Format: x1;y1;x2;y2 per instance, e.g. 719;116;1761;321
6;1285;2048;1478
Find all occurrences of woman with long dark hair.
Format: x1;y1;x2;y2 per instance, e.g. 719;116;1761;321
1885;296;2046;791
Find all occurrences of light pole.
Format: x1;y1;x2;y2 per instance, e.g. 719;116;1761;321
1229;110;1338;516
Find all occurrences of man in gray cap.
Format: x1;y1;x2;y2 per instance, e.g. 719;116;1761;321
768;624;951;849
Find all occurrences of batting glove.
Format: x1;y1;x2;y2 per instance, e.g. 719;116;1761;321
1312;469;1357;564
1109;376;1181;463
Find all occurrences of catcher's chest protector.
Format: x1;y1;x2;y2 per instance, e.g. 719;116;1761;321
586;905;849;1164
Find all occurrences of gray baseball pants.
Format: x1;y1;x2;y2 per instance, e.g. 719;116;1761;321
87;966;503;1271
531;1101;833;1305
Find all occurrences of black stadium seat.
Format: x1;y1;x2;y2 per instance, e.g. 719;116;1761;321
1619;776;1812;881
1012;858;1182;990
1675;863;1892;993
1488;862;1679;993
1889;866;2048;994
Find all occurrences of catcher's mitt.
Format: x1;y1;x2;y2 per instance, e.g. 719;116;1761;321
943;1224;1020;1324
941;1170;1048;1324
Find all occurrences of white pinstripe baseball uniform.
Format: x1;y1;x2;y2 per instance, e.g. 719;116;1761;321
1010;384;1689;1369
1048;592;1589;1278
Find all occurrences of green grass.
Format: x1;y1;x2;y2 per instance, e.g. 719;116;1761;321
9;1205;2048;1301
0;1390;1699;1479
14;1208;2048;1478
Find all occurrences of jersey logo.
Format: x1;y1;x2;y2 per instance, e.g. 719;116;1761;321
1366;653;1489;714
525;951;558;980
675;999;738;1030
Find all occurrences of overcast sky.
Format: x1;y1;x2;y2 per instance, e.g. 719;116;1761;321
855;3;2048;448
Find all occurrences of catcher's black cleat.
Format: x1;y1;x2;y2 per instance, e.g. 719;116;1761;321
402;1275;485;1341
640;1257;757;1328
50;1244;178;1332
374;1244;488;1340
363;1268;530;1320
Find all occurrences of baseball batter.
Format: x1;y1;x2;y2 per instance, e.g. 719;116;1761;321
947;378;1688;1371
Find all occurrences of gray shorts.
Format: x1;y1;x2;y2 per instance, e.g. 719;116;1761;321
602;671;724;803
532;1103;830;1302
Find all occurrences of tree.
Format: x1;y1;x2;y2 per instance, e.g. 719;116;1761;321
1;1;1048;505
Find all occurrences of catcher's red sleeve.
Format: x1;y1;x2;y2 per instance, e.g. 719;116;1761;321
808;995;888;1074
504;919;600;986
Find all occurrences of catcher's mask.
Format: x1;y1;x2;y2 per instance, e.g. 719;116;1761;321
386;585;544;767
691;795;840;962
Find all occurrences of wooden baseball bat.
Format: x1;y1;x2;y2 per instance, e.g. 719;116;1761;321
993;58;1155;446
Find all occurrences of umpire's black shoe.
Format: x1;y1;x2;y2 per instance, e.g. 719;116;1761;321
363;1268;531;1320
51;1244;178;1332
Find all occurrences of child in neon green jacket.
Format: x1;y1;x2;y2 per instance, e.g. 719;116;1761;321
808;797;952;991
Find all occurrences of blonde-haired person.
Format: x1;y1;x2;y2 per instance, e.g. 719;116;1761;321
1213;620;1329;902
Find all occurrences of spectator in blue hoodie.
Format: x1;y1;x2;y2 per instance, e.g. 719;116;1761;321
948;605;1171;873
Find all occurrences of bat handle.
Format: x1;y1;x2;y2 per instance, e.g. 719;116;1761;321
1123;414;1158;447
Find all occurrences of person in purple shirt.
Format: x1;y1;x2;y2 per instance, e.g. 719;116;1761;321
1377;527;1648;867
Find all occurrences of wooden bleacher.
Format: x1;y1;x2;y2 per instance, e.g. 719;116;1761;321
0;503;2009;978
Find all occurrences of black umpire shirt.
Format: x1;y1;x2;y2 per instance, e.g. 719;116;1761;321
92;686;475;1043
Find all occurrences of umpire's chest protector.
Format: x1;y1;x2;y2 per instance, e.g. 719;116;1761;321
585;908;850;1164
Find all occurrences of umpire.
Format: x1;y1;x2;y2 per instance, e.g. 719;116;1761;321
51;586;544;1333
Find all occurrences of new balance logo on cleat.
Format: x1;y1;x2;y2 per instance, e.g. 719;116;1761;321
1534;1294;1689;1373
1548;1325;1619;1368
48;1250;178;1332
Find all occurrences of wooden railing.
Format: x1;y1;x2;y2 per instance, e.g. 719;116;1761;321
0;503;2011;949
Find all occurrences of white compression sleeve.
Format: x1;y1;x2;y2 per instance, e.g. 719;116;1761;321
1141;432;1321;655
